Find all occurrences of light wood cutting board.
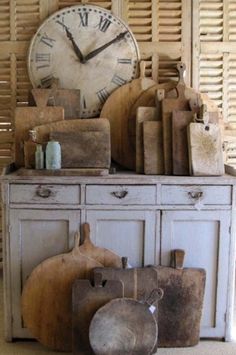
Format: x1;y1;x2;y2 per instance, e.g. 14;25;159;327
100;61;156;170
21;232;102;352
143;121;164;175
136;107;157;173
172;110;194;176
162;63;190;175
188;122;224;176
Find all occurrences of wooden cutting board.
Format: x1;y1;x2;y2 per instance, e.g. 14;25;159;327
72;273;124;354
21;232;103;352
162;63;190;174
100;61;156;170
79;223;122;267
172;110;194;176
33;118;109;144
136;107;157;173
89;289;163;355
93;265;159;353
50;121;110;168
188;122;224;176
143;121;164;175
155;250;206;347
29;86;81;119
15;90;64;167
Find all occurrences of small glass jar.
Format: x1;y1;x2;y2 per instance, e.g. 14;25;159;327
35;144;44;169
46;140;61;170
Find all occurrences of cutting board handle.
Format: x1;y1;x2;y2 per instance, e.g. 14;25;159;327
83;222;92;246
171;249;185;269
175;62;186;99
139;60;146;78
146;288;164;306
122;256;128;269
73;231;81;253
31;89;51;108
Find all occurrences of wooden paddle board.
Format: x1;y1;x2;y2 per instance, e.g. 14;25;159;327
72;273;124;354
100;61;156;170
143;121;164;175
89;289;163;355
172;110;194;176
188;122;224;176
21;232;102;352
15;89;64;167
136;107;157;173
79;223;122;267
50;120;110;169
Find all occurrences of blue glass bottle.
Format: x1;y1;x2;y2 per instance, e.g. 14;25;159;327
46;140;61;170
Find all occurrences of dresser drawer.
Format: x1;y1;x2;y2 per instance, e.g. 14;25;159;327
86;185;156;205
10;184;80;204
161;185;232;205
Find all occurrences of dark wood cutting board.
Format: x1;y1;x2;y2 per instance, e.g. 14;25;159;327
21;232;103;352
172;110;194;176
156;266;206;347
72;274;124;354
50;120;110;169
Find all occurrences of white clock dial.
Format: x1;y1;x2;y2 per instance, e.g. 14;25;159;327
28;4;140;118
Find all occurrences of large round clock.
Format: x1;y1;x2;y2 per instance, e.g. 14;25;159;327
27;4;140;118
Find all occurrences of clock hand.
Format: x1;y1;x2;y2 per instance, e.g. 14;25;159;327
56;20;85;63
84;31;129;62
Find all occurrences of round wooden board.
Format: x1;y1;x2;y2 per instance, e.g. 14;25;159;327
89;298;157;355
21;240;102;352
100;62;156;170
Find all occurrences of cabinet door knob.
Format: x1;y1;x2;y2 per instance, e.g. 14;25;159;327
36;186;52;198
188;191;203;200
111;190;128;199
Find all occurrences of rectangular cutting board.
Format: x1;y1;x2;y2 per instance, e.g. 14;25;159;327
143;121;164;174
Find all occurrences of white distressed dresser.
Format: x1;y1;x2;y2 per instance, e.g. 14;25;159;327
1;167;236;342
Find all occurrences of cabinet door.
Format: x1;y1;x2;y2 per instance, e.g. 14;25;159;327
86;210;159;267
8;209;80;339
161;210;231;338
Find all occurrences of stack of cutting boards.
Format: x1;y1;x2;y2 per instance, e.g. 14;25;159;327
134;63;224;176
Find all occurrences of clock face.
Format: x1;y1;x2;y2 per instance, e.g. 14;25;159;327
28;4;140;118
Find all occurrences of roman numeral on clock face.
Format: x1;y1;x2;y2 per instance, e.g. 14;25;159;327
79;12;88;27
96;88;109;104
111;74;126;87
35;53;51;69
40;33;56;48
117;58;132;64
97;16;111;32
40;74;53;87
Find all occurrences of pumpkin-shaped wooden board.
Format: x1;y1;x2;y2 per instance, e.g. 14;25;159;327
79;223;122;267
21;233;102;352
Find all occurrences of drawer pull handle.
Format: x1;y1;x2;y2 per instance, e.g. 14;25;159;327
111;190;128;199
188;191;203;200
36;187;52;198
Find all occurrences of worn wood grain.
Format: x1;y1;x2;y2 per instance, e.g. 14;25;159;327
21;233;102;352
15;107;64;167
50;120;110;169
143;121;164;175
188;123;225;176
72;275;124;355
89;297;157;355
172;110;194;176
156;266;206;347
100;61;156;170
136;107;157;173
